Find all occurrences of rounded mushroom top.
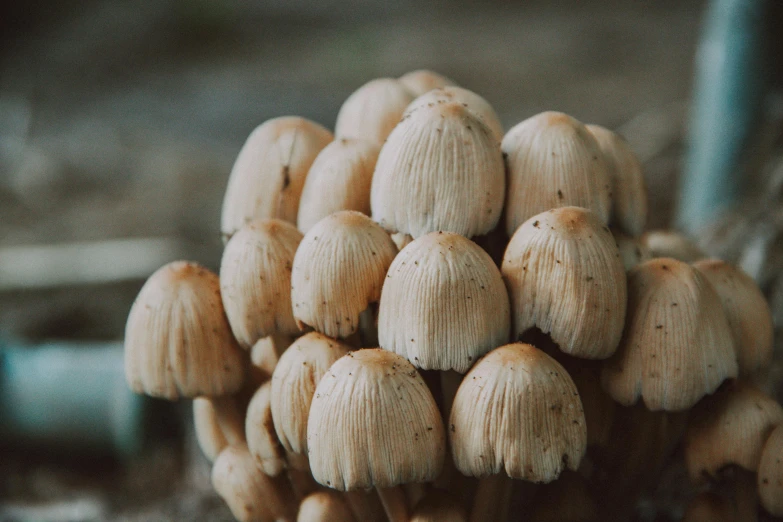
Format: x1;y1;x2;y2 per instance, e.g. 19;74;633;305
291;210;398;339
502;111;611;236
297;491;356;522
221;116;333;240
641;230;705;262
449;343;587;483
378;231;510;373
306;348;445;490
410;491;467;522
405;86;503;141
124;261;245;400
692;259;773;376
371;100;505;239
501;207;627;359
398;69;456;96
334;78;414;144
601;258;738;411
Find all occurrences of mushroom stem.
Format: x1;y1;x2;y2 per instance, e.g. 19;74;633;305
358;305;379;347
403;483;427;510
470;474;513;522
377;486;409;522
209;396;245;446
344;490;387;522
287;467;318;500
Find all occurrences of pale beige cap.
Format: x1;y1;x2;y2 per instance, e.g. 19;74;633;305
335;78;414;144
398;69;456;96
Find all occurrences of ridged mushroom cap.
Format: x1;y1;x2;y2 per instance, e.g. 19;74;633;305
245;381;287;476
398;69;456;96
335;78;414;144
501;207;627;359
684;382;783;483
371;100;505;239
291;211;398;338
613;230;652;271
641;230;705;262
601;258;738;411
297;491;357;522
271;332;352;455
124;261;245;400
758;423;783;516
307;348;445;490
586;124;648;237
410;491;467;522
212;444;294;522
693;259;774;376
220;219;303;348
502;111;611;236
405;86;503;141
221;117;333;240
378;232;510;373
297;138;381;233
449;343;587;483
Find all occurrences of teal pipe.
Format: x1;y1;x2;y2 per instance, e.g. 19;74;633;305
678;0;767;234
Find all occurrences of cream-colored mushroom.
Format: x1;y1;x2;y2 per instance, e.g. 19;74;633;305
335;78;414;144
398;69;456;96
405;86;503;141
192;396;245;462
641;229;706;262
297;491;357;522
245;381;287;477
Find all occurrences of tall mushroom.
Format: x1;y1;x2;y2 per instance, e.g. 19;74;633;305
334;78;414;144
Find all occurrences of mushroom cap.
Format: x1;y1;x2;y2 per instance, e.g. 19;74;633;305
378;231;510;373
291;211;398;339
271;332;352;455
684;381;783;483
371;100;505;239
758;423;783;516
220;219;303;348
335;78;414;144
502;111;611;236
307;348;445;490
601;258;738;411
410;490;467;522
245;381;287;476
613;230;652;271
501;207;627;359
220;117;333;240
247;333;294;387
641;230;705;262
297;138;381;233
693;259;774;376
585;124;648;237
398;69;456;96
124;261;245;400
405;86;503;141
212;444;294;522
297;490;357;522
449;343;587;483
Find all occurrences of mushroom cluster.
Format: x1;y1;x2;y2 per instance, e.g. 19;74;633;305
124;70;783;521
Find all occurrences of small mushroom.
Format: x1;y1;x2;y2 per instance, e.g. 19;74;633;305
335;78;414;144
758;423;783;516
297;491;357;522
501;207;627;359
398;69;456;96
410;490;467;522
613;230;652;271
693;259;774;377
124;261;245;400
405;86;504;141
220;219;303;348
601;258;738;411
192;396;245;462
586;124;648;237
378;231;510;373
246;333;294;387
245;381;287;477
297;138;381;233
221;117;333;240
290;211;397;339
371;100;505;239
640;229;706;262
502;111;611;236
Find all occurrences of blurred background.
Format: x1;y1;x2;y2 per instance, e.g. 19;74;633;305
1;0;781;520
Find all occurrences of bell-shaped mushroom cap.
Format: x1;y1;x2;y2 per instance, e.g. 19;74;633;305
378;232;510;373
297;138;381;233
193;396;246;462
398;69;456;97
220;219;303;348
297;490;357;522
335;78;414;144
371;100;505;239
450;343;587;483
502;111;611;236
693;259;774;376
601;258;738;411
586;125;648;237
291;211;398;339
212;444;295;522
613;230;652;271
529;471;599;522
758;423;783;516
684;381;783;483
271;332;352;455
405;86;503;141
410;490;467;522
641;230;706;262
501;207;627;359
124;261;245;400
307;349;445;490
245;381;287;476
221;117;333;240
